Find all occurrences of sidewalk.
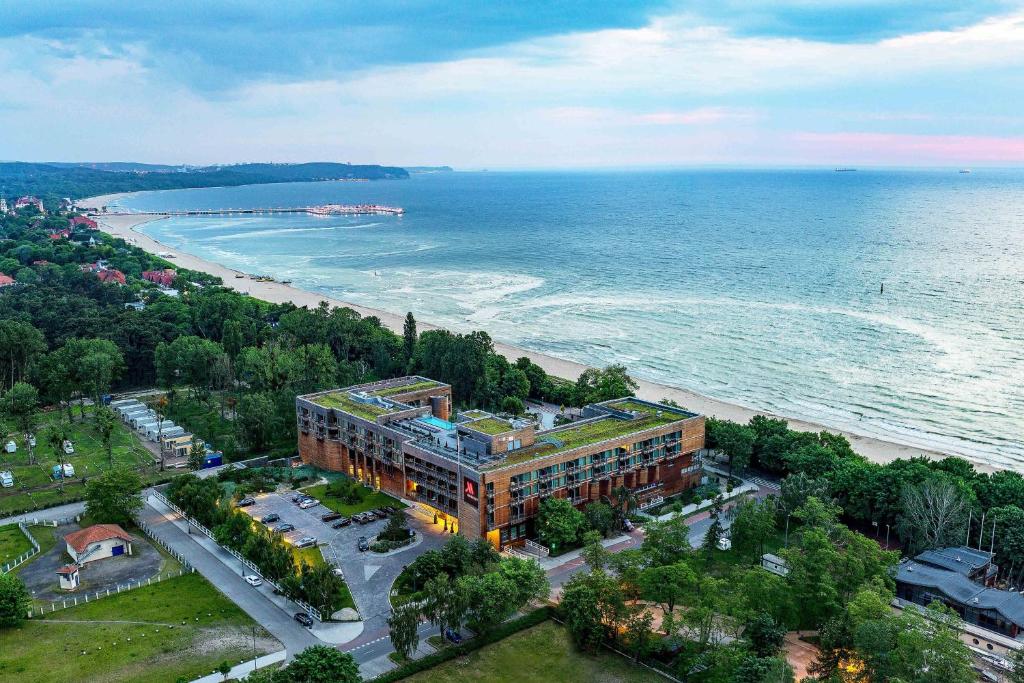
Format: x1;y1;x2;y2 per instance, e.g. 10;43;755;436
189;651;287;683
535;529;643;572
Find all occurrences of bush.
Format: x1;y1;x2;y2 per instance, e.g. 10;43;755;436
368;607;553;683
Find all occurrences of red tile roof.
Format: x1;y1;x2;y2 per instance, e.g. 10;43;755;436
64;524;131;554
56;563;80;575
0;273;14;287
69;216;99;229
96;269;126;285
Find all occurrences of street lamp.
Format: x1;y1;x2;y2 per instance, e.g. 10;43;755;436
885;524;890;547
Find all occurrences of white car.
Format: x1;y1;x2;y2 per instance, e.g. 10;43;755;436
331;566;344;579
244;575;263;587
298;498;319;510
62;440;75;454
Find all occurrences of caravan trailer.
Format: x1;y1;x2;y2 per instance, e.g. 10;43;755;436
143;421;176;441
156;425;186;441
130;412;158;429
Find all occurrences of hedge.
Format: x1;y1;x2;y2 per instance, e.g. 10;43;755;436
368;606;554;683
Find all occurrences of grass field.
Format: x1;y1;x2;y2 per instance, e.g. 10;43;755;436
0;407;165;516
0;572;278;683
403;621;660;683
301;482;405;517
0;524;33;565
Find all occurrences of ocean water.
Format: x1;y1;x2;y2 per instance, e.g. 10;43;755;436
115;170;1024;470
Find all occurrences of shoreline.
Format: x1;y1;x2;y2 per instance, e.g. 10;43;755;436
80;193;994;472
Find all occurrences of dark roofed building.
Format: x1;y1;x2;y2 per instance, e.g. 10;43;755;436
896;547;1024;638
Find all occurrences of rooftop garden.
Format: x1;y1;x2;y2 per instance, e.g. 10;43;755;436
312;391;394;421
606;398;692;417
369;379;443;397
484;409;683;470
466;417;515;436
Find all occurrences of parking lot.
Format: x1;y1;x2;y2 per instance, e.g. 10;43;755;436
238;490;449;628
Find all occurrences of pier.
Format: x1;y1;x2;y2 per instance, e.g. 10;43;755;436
90;204;404;217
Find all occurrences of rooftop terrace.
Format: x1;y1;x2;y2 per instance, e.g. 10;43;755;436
310;391;400;421
465;417;517;436
366;378;444;398
482;401;690;470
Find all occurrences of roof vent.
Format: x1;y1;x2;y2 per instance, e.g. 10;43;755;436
972;597;980;603
956;556;962;562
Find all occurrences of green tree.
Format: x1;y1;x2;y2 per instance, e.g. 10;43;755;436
3;382;39;464
702;495;726;556
236;392;277;452
187;436;205;470
536;497;585;552
299;562;346;616
743;612;786;658
1007;646;1024;683
94;404;117;466
560;569;624;652
422;573;467;639
580;530;609;570
379;510;410;542
402;312;417;364
44;417;71;492
639;561;697;616
574;364;638;404
640;514;691;566
623;608;655;663
388;601;421;661
217;661;231;681
0;572;31;627
730;497;777;561
85;465;143;525
500;395;524;416
0;319;46;390
897;477;970;554
731;655;794;683
708;418;756;478
783;527;840;629
583;501;615;538
285;645;361;683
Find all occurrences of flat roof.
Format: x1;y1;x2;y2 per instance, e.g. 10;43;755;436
309;391;400;421
366;378;445;398
483;400;692;470
465;417;517;436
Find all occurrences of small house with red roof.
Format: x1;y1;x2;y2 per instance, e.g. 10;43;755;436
68;216;99;230
56;563;81;591
0;273;15;288
14;196;44;214
64;524;133;565
49;228;73;240
96;269;127;285
142;268;176;287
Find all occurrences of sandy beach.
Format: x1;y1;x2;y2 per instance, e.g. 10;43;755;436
80;192;990;472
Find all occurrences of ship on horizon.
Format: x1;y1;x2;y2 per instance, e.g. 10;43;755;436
835;167;857;172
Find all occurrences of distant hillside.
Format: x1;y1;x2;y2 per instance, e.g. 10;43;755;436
0;161;409;205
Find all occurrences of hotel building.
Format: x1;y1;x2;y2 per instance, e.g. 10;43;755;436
296;376;705;548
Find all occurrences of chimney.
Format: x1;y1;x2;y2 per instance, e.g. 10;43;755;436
430;395;450;422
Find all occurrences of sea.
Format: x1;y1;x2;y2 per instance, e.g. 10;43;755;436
113;169;1024;471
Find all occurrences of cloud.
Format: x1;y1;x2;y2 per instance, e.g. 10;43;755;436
792;132;1024;163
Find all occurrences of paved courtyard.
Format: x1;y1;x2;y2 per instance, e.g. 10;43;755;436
18;524;164;601
239;491;450;630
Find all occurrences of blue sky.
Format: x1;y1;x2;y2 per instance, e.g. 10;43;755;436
1;1;1022;167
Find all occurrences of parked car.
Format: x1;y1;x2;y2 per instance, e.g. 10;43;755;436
244;575;263;587
260;513;280;524
331;517;351;529
274;523;296;533
444;628;463;644
295;536;317;548
331;566;344;579
357;536;369;552
294;612;314;628
355;513;372;524
291;493;308;503
372;508;389;519
237;497;256;507
321;512;342;522
381;506;397;515
299;498;319;510
62;440;75;454
623;519;635;532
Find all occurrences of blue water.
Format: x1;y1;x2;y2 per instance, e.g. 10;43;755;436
115;170;1024;471
417;416;456;431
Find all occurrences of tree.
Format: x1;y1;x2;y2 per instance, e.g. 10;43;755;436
500;395;524;416
187;436;205;471
783;527;840;629
574;364;638;404
580;530;609;570
1008;646;1024;683
285;645;361;683
85;465;143;526
0;319;46;390
623;608;655;663
640;514;691;566
236;392;277;452
743;612;787;658
44;417;71;492
402;312;417;364
607;485;638;531
536;497;585;552
560;570;624;652
379;511;410;542
388;601;421;661
583;501;615;538
422;573;466;639
730;497;777;561
94;404;117;466
638;562;697;616
217;661;231;681
731;655;795;683
702;495;726;556
897;477;970;553
3;382;39;464
0;572;31;627
708;418;756;478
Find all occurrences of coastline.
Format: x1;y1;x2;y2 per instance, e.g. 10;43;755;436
80;193;992;472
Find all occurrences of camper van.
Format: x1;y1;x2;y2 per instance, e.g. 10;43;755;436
52;463;75;479
0;471;13;488
63;440;74;455
143;421;176;441
4;440;15;454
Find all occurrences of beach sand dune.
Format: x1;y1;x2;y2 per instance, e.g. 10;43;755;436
81;194;989;472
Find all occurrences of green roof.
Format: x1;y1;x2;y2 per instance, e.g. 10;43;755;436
466;417;515;436
483;409;685;470
368;379;443;398
312;392;393;421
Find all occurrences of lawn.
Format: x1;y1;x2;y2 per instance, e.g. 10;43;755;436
0;572;278;683
403;621;660;683
0;524;33;566
301;482;406;517
0;407;164;516
290;544;356;612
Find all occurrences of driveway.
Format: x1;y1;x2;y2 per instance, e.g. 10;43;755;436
18;524;163;601
239;492;450;633
138;496;318;657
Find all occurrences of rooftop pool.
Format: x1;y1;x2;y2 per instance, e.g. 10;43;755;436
416;415;455;431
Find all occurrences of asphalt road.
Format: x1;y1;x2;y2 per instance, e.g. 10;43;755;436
138;498;319;656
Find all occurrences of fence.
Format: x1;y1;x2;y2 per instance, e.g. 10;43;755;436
27;568;195;618
1;523;41;574
151;489;324;621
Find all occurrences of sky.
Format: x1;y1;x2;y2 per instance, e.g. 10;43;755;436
1;1;1023;168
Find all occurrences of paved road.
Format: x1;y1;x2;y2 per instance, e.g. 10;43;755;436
0;500;86;527
138;498;318;656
